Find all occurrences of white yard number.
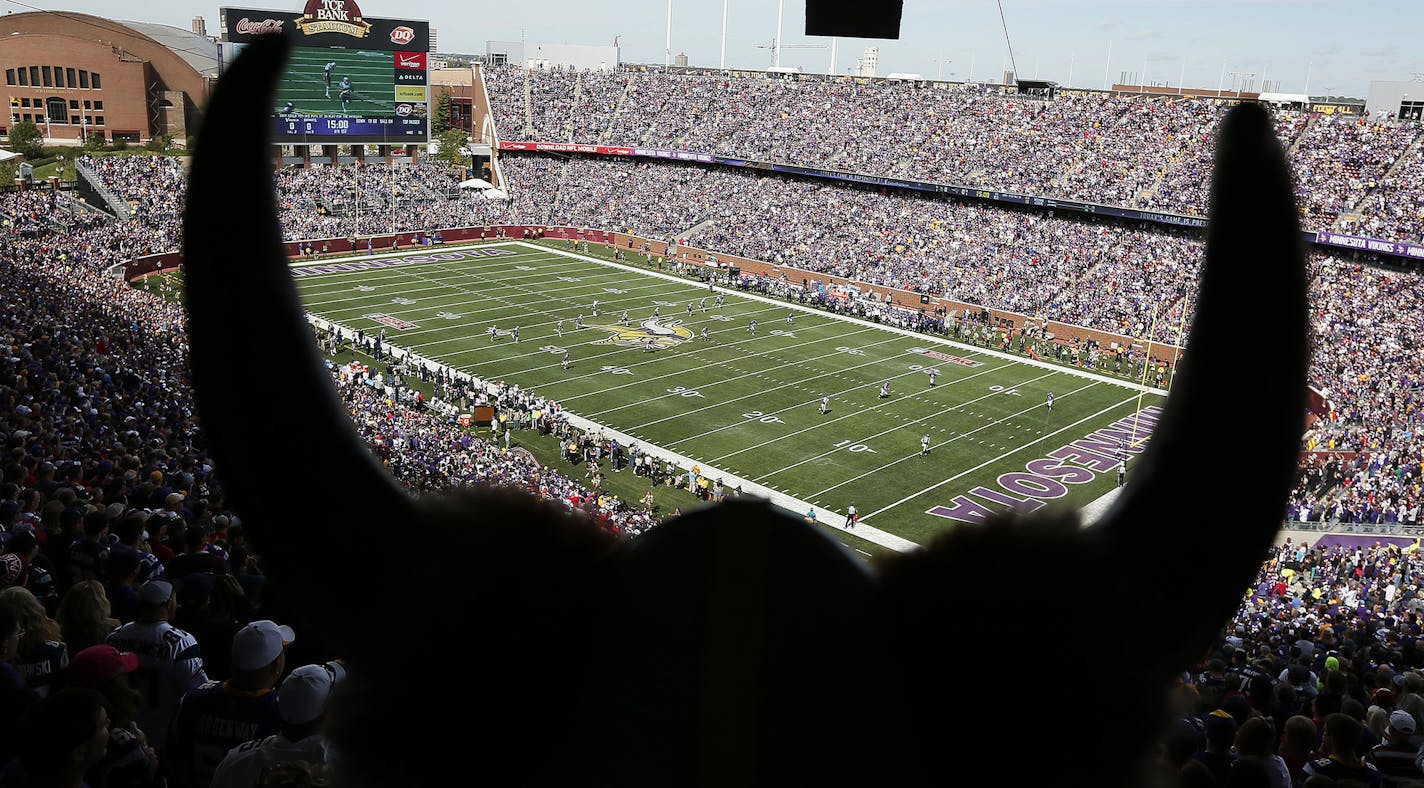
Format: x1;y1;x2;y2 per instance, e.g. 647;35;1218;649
770;330;796;338
836;346;865;356
834;440;877;453
435;312;461;320
653;300;678;307
601;366;633;376
539;345;567;355
514;265;535;271
989;385;1021;396
667;387;705;398
603;288;627;294
355;285;375;292
391;297;416;305
741;411;784;424
708;315;735;322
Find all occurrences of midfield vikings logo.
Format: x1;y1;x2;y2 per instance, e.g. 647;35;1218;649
591;318;694;350
295;0;372;38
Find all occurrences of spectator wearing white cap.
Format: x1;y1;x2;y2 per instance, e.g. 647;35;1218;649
1367;709;1423;781
167;620;294;788
106;580;208;754
207;662;344;788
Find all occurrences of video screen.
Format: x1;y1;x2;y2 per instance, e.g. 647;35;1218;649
270;46;428;142
220;6;430;145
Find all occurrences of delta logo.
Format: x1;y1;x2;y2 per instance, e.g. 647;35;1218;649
390;26;415;45
295;0;372;39
394;51;426;70
591;319;694;350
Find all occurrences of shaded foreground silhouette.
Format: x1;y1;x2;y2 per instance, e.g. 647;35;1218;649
182;36;1308;788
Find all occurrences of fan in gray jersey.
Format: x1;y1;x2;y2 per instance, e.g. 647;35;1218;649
105;580;208;752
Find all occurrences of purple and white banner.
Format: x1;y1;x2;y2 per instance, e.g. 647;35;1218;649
1315;231;1424;261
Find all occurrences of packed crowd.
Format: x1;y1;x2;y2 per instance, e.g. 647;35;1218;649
481;65;1424;242
0;99;1420;780
324;353;663;536
1172;536;1424;786
0;163;705;785
48;149;1424;531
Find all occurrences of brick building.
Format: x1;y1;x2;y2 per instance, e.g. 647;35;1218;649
1;11;218;143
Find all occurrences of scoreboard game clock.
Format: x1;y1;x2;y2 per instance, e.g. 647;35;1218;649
220;1;430;145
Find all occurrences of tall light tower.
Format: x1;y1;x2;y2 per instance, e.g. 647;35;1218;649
720;0;729;70
774;0;784;68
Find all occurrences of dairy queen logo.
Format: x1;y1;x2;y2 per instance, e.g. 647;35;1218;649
395;104;412;116
294;0;372;38
390;26;415;45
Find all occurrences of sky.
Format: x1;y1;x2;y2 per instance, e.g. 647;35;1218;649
4;0;1420;97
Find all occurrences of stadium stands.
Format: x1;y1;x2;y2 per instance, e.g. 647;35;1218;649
0;71;1420;785
483;66;1424;243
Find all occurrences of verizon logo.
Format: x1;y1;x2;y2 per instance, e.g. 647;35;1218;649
398;55;421;67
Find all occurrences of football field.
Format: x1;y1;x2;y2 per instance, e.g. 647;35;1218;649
290;240;1167;547
275;46;396;117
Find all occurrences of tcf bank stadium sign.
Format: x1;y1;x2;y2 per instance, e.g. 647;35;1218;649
295;0;372;38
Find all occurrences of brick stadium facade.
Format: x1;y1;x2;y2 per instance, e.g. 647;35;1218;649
0;12;217;143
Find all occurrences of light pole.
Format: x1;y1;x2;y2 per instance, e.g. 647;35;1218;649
774;0;784;69
720;0;728;70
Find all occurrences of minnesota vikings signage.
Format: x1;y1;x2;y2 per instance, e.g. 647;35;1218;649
592;319;694;350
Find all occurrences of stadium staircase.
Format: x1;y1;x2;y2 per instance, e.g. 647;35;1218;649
1054;104;1129;194
1134;149;1182;207
599;75;636;144
1285;115;1318;156
823;148;850;169
565;77;583;142
677;217;716;240
1339;133;1424;225
74;159;131;220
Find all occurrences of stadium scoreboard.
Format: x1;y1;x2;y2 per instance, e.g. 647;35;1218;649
220;1;430;145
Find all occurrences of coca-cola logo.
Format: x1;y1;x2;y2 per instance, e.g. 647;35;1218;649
390;26;415;45
234;17;285;35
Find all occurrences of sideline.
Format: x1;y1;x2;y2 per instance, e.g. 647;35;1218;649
296;240;1162;554
525;242;1169;397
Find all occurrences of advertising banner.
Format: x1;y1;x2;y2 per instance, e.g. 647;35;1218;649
1315;231;1424;260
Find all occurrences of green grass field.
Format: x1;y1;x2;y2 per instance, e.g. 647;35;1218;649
275;46;400;117
263;240;1167;549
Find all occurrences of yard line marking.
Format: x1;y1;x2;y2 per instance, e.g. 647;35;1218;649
735;369;1070;475
656;349;1001;443
513;241;1166;398
858;391;1143;521
803;380;1100;498
579;330;911;415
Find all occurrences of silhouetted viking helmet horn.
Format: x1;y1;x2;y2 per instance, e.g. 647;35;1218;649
183;36;1307;687
183;35;417;599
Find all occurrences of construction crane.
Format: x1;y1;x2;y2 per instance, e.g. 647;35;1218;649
755;38;828;70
